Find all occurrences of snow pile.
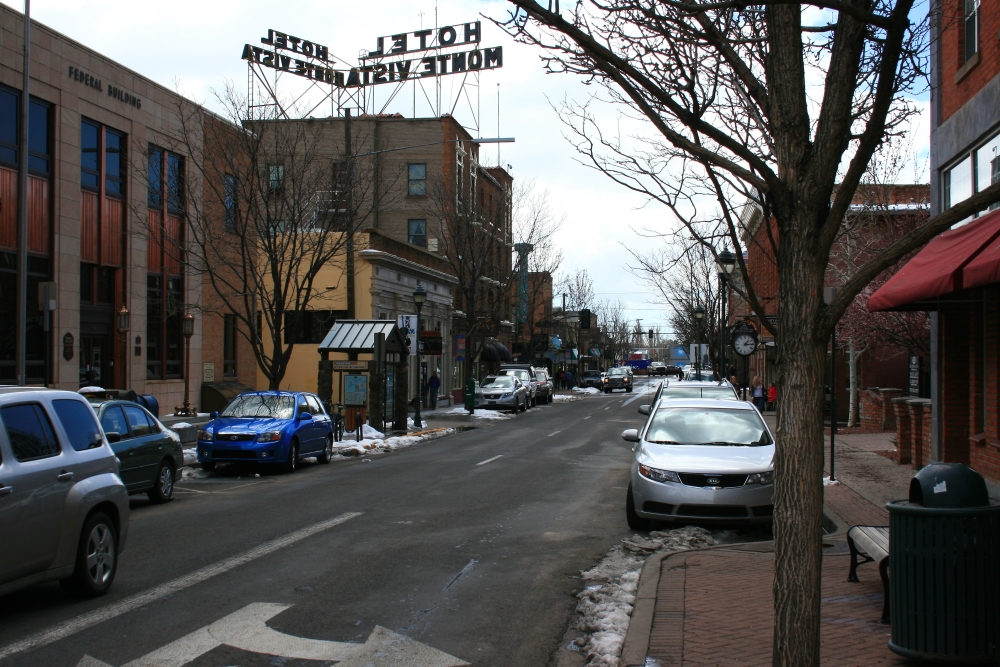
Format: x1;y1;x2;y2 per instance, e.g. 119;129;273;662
441;406;515;420
181;466;211;479
334;428;453;457
823;476;840;486
361;424;384;439
79;386;106;393
552;394;580;402
407;417;428;428
182;448;198;465
172;422;193;429
571;527;715;667
573;386;601;395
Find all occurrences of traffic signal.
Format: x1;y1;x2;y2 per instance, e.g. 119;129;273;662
649;329;654;345
580;309;591;329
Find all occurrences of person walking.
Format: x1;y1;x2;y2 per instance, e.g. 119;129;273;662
557;369;565;390
751;375;765;411
566;370;575;390
427;371;441;410
767;382;778;411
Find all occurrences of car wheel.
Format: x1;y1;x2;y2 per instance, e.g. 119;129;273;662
627;387;633;393
201;461;216;471
318;436;334;464
282;439;299;474
61;512;118;598
147;460;175;504
626;483;651;531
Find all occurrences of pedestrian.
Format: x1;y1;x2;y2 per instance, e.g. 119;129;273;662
566;370;574;389
427;371;441;410
557;369;565;390
751;375;765;411
767;382;778;411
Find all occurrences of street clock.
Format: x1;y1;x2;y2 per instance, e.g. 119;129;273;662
731;321;758;357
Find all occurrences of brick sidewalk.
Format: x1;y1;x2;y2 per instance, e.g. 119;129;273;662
645;545;906;666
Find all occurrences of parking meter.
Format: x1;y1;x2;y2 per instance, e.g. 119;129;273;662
464;378;477;413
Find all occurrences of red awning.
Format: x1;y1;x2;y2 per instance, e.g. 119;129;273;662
868;208;1000;312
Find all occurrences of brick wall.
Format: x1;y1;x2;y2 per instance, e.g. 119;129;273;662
940;0;1000;123
893;397;913;464
907;399;932;468
861;388;904;430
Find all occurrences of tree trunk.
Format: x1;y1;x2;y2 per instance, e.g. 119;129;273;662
772;241;827;667
847;340;860;428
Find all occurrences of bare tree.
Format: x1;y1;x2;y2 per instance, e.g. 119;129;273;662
593;298;632;366
493;1;1000;662
515;181;565;358
160;84;385;389
556;268;595;311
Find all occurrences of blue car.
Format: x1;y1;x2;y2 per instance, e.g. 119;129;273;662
197;391;333;473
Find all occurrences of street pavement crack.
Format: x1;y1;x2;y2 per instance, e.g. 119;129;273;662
443;559;478;592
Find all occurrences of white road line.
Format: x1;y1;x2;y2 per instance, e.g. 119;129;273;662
0;511;362;664
547;431;561;437
583;416;591;420
476;455;503;466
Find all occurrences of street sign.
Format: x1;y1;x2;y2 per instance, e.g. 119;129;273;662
344;374;368;406
332;360;369;370
398;314;418;356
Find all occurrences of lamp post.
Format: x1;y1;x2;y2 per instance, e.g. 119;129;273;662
693;305;705;378
715;249;736;379
176;312;196;417
116;305;130;389
412;285;426;429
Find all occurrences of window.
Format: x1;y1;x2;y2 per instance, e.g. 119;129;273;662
2;403;60;461
943;156;972;211
946;129;1000;218
408;163;426;196
28;100;51;176
0;254;49;383
80;263;116;305
146;275;184;379
101;406;129;440
975;133;1000;212
965;0;980;63
52;399;103;452
456;147;464;205
105;129;124;197
0;86;16;166
223;314;237;377
268;164;284;194
306;395;324;415
167;153;183;212
148;147;163;208
224;173;237;230
283;310;346;345
408;219;427;247
81;120;100;190
123;405;152;437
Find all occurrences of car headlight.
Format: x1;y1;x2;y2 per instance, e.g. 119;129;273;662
198;429;213;441
502;392;512;398
603;378;609;383
747;471;774;485
639;463;681;483
624;377;630;383
257;431;282;443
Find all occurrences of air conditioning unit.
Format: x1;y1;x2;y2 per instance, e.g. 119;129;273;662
428;237;439;252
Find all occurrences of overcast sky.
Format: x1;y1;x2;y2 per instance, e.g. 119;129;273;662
7;0;930;336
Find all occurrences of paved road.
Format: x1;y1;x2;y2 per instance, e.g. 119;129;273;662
0;380;663;667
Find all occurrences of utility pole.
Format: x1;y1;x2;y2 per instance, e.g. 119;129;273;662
16;0;30;385
345;109;355;320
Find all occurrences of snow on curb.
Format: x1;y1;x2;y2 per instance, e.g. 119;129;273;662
333;428;454;458
441;406;515;420
552;394;581;402
568;526;716;666
573;386;602;395
182;448;198;466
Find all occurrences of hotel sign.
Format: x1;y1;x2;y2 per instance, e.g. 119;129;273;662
240;21;502;89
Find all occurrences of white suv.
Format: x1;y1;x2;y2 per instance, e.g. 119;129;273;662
0;388;129;598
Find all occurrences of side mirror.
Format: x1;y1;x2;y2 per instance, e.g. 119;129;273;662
621;429;640;443
211;411;219;419
299;411;313;421
105;432;121;443
637;405;651;416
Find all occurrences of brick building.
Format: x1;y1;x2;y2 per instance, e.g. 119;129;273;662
867;0;1000;493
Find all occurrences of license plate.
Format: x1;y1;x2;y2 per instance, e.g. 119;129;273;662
488;401;496;405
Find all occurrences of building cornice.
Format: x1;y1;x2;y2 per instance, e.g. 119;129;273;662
359;249;459;285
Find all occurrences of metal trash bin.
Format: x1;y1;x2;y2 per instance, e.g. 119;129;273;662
887;463;1000;663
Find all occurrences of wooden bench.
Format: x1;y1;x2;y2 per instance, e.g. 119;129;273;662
846;525;890;623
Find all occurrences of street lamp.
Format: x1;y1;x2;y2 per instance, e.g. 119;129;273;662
412;285;426;430
176;312;196;417
716;249;736;379
117;305;130;389
693;305;705;378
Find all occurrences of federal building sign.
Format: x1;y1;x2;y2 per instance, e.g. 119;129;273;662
240;22;502;89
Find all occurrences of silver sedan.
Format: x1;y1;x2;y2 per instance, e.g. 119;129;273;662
478;375;529;413
622;399;774;526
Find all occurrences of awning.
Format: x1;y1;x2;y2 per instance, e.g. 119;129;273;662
318;320;409;354
868;209;1000;311
496;342;512;362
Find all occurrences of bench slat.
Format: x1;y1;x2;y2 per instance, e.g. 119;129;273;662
849;526;890;561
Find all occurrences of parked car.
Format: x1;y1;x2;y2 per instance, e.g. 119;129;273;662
533;368;554;404
622;398;775;528
0;388;130;598
479;375;529;413
88;398;183;503
683;368;717;381
581;370;604;389
197;391;333;473
603;367;633;393
497;366;538;407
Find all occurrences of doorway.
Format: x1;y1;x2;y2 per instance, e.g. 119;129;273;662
79;334;110;388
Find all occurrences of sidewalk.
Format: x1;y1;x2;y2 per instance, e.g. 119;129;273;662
622;428;917;666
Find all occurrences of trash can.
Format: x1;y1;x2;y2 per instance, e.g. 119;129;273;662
887;463;1000;663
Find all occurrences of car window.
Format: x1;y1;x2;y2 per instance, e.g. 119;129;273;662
481;376;514;388
143;409;161;433
222;395;296;419
645;407;772;446
306;395;324;414
702;387;740;400
535;372;547;381
297;395;309;413
1;403;60;461
101;406;130;440
661;387;703;399
123;405;152;437
52;399;103;451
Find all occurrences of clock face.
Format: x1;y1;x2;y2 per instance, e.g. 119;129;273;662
733;333;756;356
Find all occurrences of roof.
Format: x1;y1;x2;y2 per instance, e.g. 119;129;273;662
868;208;1000;311
318;320;409;354
654;398;755;410
666;380;733;387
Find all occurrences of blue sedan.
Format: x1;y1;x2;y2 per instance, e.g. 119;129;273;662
197;391;333;473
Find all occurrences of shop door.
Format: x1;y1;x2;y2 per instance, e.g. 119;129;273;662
79;335;111;388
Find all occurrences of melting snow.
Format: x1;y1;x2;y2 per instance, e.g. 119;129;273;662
573;386;601;395
552;394;580;402
182;448;198;465
79;386;106;393
823;476;840;486
172;422;193;429
571;526;715;667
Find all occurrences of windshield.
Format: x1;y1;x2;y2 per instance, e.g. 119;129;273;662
645;407;771;446
608;368;627;376
482;376;514;388
584;371;600;377
535;372;547;381
221;395;296;419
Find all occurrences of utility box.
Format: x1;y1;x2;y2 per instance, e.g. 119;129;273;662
464;378;477;413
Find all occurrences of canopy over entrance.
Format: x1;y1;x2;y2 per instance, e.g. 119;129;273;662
868;209;1000;311
318;320;409;354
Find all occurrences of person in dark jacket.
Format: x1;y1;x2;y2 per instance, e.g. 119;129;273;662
427;372;441;410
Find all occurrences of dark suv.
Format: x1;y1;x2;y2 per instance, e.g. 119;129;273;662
604;367;633;393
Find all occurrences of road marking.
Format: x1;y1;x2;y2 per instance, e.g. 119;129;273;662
0;512;362;664
583;416;591;419
75;602;468;667
476;455;503;466
548;430;561;437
